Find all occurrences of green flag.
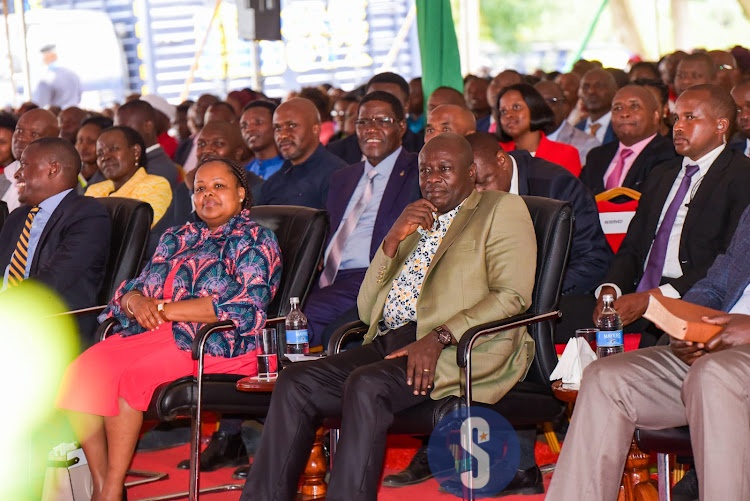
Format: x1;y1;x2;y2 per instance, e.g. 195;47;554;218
416;0;464;106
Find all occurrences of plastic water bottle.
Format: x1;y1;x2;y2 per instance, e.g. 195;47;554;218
285;297;309;354
596;293;624;358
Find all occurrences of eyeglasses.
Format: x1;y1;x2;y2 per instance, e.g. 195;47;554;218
545;97;562;105
354;117;397;128
718;64;735;71
330;110;346;118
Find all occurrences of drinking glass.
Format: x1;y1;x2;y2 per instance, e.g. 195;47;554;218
255;328;278;380
575;328;599;355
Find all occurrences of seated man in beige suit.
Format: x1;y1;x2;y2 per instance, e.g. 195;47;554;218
242;133;537;501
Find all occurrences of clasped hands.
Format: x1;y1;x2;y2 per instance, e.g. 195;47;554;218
122;292;167;330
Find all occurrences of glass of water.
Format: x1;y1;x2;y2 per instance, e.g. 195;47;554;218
255;328;278;380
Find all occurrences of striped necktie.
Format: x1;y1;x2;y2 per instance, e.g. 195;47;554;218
7;206;40;287
319;169;378;287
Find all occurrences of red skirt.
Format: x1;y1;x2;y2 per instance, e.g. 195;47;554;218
56;323;258;416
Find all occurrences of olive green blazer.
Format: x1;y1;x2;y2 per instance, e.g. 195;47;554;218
357;189;537;404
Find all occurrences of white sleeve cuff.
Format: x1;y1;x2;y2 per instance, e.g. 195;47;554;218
658;284;681;299
594;283;622;299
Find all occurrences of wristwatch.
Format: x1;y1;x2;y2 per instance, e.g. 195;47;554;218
434;325;452;346
157;302;168;321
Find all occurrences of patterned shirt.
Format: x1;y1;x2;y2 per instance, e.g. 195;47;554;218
383;202;464;329
100;210;282;358
85;167;172;228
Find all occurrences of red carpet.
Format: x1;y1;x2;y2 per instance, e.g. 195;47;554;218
127;436;556;500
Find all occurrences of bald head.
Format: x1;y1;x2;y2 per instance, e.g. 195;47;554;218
17;137;80;206
579;69;618;119
466;131;512;193
58;106;87;143
273;97;321;164
425;105;476;143
205;101;238;125
535;80;571;128
196;121;246;163
709;50;740;93
418;133;476;214
427;87;467;113
487;70;524;113
13;108;59;160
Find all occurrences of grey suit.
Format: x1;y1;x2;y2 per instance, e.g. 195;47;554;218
552;121;601;165
146;145;179;188
547;205;750;501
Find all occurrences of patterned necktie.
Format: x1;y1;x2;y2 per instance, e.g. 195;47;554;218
319;169;378;287
636;164;700;292
605;148;634;190
7;206;40;287
589;123;602;137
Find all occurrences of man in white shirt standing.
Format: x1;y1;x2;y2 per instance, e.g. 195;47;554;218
2;109;59;213
591;84;750;347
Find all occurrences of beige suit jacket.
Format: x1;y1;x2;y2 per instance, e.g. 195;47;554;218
357;189;537;404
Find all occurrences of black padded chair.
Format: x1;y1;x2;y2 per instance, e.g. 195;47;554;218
634;426;692;500
97;205;328;500
95;197;154;302
325;196;573;498
0;200;8;233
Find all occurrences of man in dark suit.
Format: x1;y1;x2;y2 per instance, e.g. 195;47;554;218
327;72;424;164
548;203;750;501
469;132;611;296
580;85;676;195
304;91;421;348
0;137;110;345
594;84;750;347
576;69;618;145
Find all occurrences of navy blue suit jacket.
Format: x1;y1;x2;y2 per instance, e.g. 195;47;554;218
511;150;612;294
0;191;111;343
575;119;617;146
603;148;750;296
326;148;421;263
580;134;677;195
684;205;750;311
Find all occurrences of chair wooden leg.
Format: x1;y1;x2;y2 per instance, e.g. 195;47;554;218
618;439;656;501
299;427;327;499
542;422;560;454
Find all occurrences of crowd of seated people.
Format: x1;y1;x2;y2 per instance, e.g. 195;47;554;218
4;44;750;500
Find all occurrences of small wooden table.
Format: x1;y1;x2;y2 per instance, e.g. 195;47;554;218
236;376;328;500
551;381;658;501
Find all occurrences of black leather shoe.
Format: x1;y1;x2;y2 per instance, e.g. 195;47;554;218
671;469;698;501
382;446;433;487
437;465;544;497
490;465;544;497
232;465;251;480
176;431;248;471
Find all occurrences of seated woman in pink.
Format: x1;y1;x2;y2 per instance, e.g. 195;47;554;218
496;83;582;177
57;157;282;501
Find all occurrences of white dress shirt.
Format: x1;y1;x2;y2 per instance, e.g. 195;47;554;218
584;111;612;144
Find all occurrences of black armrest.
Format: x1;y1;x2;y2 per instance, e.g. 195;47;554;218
190;320;236;360
97;317;119;342
327;320;368;355
456;310;562;368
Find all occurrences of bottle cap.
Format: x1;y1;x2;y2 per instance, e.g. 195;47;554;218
290;297;300;305
602;293;614;302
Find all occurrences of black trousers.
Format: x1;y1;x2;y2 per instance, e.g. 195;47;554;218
241;323;429;501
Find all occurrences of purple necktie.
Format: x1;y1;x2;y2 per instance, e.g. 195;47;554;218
605;148;634;190
319;169;378;287
636;164;700;292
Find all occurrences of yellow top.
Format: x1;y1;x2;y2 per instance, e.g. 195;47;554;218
85;167;172;228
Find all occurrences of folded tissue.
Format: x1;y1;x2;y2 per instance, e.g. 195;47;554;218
549;337;598;389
